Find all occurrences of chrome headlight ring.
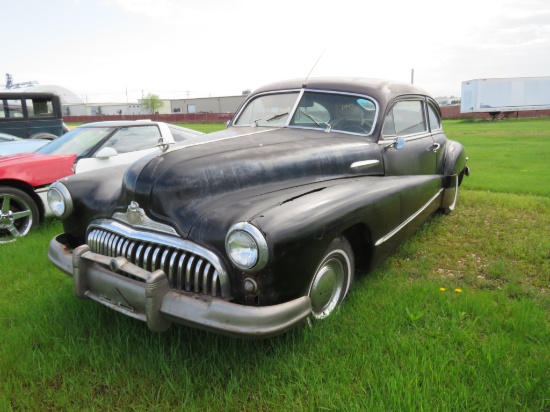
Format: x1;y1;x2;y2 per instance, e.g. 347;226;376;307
47;181;73;218
225;222;268;272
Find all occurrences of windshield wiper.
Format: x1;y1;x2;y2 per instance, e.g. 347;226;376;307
299;109;332;132
253;112;289;126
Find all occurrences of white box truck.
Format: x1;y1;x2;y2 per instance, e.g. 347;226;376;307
460;77;550;116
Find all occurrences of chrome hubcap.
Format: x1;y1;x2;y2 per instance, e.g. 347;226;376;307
310;255;346;319
0;194;33;243
0;210;14;229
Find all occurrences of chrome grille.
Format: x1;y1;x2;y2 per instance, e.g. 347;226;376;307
87;226;228;298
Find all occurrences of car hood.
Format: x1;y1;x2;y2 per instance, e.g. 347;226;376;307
0;139;50;156
0;152;77;186
119;127;383;237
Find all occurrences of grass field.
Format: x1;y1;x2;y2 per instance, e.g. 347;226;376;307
1;119;549;410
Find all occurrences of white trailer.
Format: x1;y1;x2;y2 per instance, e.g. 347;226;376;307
460;77;550;117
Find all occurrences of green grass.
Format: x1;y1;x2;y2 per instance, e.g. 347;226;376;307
1;119;549;410
444;118;550;197
173;122;227;134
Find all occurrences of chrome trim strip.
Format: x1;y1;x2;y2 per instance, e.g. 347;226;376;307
350;159;380;169
375;189;443;246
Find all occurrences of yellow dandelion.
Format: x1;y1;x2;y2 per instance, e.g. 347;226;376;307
440;287;446;292
455;288;463;293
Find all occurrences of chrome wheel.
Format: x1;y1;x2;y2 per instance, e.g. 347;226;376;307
309;236;354;319
0;187;38;243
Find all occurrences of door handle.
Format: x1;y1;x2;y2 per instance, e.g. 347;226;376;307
428;143;441;152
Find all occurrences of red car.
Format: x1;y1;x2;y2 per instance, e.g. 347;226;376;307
0;120;203;243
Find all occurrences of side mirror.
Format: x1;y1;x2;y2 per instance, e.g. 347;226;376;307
394;136;406;150
381;136;406;150
95;147;118;159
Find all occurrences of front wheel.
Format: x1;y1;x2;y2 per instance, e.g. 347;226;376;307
308;236;355;320
0;186;39;243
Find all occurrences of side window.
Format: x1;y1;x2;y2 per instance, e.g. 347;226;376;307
428;103;442;131
102;125;161;154
1;99;24;118
382;100;426;137
26;98;54;117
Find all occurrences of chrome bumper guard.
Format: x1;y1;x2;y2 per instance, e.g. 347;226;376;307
48;234;312;338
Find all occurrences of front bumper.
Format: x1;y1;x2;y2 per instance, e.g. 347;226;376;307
48;234;312;338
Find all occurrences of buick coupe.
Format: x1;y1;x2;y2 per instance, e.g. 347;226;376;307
47;78;469;338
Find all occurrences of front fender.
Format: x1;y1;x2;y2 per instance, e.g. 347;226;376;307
190;175;442;305
57;164;129;246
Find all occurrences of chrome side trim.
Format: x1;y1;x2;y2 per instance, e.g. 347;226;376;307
350;159;380;169
375;189;443;246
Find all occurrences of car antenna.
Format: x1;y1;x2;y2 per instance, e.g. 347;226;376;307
303;48;326;88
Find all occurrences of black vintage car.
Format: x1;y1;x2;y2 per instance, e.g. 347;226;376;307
47;78;469;338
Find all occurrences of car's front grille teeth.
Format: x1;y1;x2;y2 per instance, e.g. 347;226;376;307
87;228;222;297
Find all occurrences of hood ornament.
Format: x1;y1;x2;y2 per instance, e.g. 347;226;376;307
111;201;178;235
127;201;145;225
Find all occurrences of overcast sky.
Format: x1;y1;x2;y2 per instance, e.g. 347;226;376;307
3;0;549;103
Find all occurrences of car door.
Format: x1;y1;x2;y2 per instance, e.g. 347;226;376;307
75;124;163;173
380;98;438;176
378;98;441;223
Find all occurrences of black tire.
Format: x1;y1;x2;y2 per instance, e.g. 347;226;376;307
29;133;57;140
308;236;355;319
0;186;39;243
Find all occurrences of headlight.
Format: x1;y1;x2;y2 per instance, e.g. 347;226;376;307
47;182;73;218
225;222;268;271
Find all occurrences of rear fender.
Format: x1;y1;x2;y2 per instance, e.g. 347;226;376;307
442;141;468;178
440;140;469;211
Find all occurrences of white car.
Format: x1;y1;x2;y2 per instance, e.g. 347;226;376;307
0;120;204;242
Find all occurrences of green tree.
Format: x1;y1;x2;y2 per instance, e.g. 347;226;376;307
141;93;164;114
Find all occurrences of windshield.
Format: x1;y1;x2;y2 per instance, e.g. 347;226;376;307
37;127;114;157
234;92;299;127
234;90;377;135
290;92;377;135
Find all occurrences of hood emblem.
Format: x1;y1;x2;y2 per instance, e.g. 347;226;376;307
127;201;145;225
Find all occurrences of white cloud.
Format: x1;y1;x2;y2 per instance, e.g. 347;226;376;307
4;0;549;101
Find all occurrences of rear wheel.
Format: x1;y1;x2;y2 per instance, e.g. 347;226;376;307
0;186;39;243
29;132;57;140
308;236;355;320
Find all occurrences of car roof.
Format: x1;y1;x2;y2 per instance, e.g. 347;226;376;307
250;77;433;107
78;120;163;128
